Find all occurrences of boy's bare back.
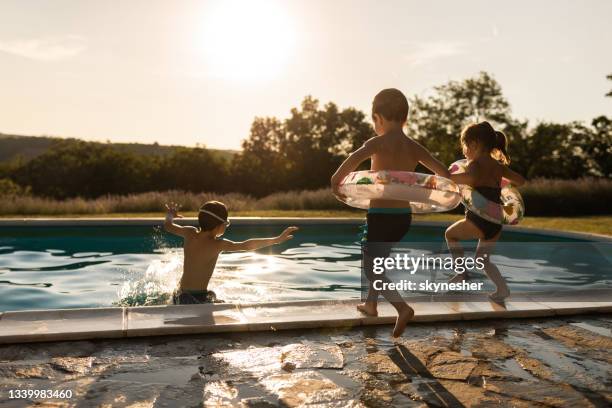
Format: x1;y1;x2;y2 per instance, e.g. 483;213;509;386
369;131;423;172
180;231;223;292
368;131;443;208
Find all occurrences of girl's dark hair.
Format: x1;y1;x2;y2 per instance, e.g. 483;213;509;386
372;88;409;123
460;121;510;164
198;200;228;231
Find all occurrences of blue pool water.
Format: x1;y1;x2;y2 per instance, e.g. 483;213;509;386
0;222;610;312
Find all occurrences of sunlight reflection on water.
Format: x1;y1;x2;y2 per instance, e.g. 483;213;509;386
0;224;609;311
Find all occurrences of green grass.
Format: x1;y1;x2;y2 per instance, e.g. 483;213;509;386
506;216;612;236
2;210;610;236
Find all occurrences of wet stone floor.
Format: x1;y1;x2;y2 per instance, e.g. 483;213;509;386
0;315;611;407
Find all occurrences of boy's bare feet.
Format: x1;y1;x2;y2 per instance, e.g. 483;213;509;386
356;302;378;316
392;306;414;338
449;272;469;283
488;291;509;305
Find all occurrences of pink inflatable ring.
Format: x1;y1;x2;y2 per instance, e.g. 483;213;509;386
449;159;525;225
337;170;461;212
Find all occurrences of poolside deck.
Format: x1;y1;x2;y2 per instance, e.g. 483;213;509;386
1;291;611;344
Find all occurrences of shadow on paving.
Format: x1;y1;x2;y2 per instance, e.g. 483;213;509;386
72;338;292;407
1;314;611;407
388;344;465;408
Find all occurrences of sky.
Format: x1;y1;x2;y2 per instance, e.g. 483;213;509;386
0;0;610;150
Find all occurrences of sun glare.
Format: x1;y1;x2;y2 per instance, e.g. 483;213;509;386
201;0;296;82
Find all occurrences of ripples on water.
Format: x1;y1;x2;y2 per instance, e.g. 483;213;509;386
115;243;363;306
0;225;609;311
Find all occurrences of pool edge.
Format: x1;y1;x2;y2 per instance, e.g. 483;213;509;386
1;296;610;345
1;217;610;241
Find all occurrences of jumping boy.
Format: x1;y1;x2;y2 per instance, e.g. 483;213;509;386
164;200;298;304
331;88;450;337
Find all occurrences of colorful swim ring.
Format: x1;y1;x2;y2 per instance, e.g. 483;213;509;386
449;159;524;225
337;170;461;212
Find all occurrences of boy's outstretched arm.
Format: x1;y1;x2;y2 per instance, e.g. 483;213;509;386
413;142;451;178
163;203;197;238
330;139;378;197
221;226;298;252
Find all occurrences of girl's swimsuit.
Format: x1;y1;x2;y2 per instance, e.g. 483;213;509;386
466;186;502;240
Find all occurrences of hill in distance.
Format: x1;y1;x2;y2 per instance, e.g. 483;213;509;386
0;133;238;163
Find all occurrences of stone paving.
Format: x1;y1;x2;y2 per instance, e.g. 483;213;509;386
1;314;611;407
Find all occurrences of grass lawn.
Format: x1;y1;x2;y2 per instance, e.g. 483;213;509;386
1;211;610;236
241;212;612;236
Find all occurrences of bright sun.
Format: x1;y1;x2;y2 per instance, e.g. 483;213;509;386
201;0;296;82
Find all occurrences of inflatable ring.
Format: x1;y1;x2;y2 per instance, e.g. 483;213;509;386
337;170;461;212
449;159;524;225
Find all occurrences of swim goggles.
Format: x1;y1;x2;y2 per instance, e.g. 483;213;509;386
199;209;231;227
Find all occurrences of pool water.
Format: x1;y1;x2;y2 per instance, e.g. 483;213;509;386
0;223;610;312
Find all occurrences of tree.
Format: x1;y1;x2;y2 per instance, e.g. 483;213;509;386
11;139;231;198
283;97;371;190
407;71;517;166
156;147;229;193
585;116;612;177
511;117;611;179
522;122;589;179
0;178;28;196
14;140;149;198
230;117;287;196
231;96;372;195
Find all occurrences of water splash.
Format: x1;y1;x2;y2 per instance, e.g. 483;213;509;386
115;249;183;306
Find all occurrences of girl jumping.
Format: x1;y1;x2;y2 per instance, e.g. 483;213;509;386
446;121;526;304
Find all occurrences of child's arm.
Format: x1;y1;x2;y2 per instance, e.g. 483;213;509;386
163;203;197;238
220;226;298;252
413;142;451;178
330;139;378;197
449;162;478;185
502;166;526;186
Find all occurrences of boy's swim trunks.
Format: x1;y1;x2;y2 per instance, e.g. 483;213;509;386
173;290;219;305
360;208;412;302
363;208;412;243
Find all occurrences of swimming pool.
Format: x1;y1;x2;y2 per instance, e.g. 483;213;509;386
1;219;610;312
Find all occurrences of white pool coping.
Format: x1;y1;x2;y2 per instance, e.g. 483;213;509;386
0;217;610;241
1;293;611;344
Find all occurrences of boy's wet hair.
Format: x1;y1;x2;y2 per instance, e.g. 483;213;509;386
198;201;228;231
372;88;409;123
461;121;511;164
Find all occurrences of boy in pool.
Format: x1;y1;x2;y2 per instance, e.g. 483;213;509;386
164;200;298;304
331;88;450;337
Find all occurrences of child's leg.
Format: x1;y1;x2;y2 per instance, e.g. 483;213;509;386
445;219;483;282
360;249;406;313
475;235;510;302
359;213;411;312
358;253;382;316
358;211;414;337
362;257;414;337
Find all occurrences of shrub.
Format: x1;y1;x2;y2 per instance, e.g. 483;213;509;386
0;179;610;216
254;189;343;210
519;178;612;216
0;178;29;197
